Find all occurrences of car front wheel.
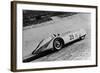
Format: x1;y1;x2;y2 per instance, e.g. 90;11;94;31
53;38;64;51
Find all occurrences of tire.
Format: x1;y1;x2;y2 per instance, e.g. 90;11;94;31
80;35;86;40
53;38;64;51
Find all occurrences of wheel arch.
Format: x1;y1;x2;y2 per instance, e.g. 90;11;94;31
53;37;65;45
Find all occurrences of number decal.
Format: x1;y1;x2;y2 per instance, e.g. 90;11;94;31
69;34;74;40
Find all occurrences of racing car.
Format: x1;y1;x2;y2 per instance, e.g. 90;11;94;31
32;29;87;55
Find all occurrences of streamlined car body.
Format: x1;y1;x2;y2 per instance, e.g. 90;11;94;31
32;29;87;55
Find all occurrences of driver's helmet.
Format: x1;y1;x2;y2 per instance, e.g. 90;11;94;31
52;33;60;37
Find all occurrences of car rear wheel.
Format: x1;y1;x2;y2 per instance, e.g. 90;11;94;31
80;35;86;40
53;38;64;51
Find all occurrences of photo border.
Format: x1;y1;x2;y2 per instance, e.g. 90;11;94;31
11;1;98;72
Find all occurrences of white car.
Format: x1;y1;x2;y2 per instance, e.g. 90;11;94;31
32;29;87;54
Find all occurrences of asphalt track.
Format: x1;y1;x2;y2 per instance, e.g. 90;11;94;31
23;13;91;62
